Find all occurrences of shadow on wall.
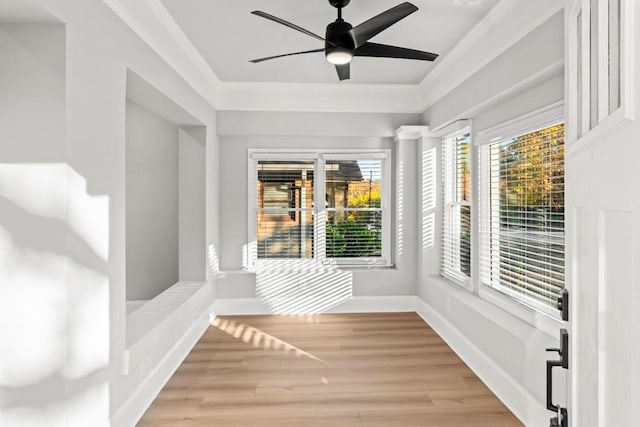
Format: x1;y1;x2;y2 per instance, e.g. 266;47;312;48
422;146;437;250
0;164;110;423
255;264;353;314
397;159;404;256
0;22;110;425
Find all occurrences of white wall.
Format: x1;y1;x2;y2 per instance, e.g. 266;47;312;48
216;111;422;300
0;21;71;427
417;11;565;427
0;1;220;425
125;100;179;301
178;127;206;280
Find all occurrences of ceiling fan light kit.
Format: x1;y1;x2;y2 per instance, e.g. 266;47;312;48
250;0;439;81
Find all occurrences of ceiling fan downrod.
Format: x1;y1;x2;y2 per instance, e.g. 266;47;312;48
329;0;350;21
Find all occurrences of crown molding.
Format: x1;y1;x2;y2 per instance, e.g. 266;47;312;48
216;81;422;114
395;126;437;140
475;100;564;145
430;58;564;133
101;0;221;107
102;0;564;115
418;0;564;113
432;119;471;138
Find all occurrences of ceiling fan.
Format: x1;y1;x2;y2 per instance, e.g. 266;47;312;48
250;0;439;81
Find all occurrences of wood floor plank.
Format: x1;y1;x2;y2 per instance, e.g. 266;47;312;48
138;313;523;426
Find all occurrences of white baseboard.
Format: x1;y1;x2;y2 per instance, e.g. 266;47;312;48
110;304;216;427
415;297;546;427
213;295;417;315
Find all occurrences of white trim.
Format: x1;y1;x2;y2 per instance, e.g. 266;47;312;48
110;303;216;427
103;0;565;115
394;126;435;140
213;295;417;315
441;128;473;291
475;101;565;145
322;152;390;161
597;0;610;124
565;1;580;143
620;0;635;120
432;119;471;138
247;149;392;268
430;59;564;134
415;297;549;427
249;151;319;161
476;117;566;325
250;148;391;157
566;107;632;157
566;0;635;145
217;82;423;114
478;285;564;337
101;0;220;107
580;1;591;137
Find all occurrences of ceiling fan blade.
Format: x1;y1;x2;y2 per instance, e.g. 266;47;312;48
354;42;438;61
250;48;324;63
252;11;329;44
335;63;350;81
350;2;418;48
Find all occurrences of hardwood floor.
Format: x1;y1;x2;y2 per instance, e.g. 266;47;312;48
138;313;523;426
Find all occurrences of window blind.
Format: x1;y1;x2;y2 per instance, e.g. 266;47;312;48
256;160;315;259
442;133;472;284
325;159;383;260
479;123;565;309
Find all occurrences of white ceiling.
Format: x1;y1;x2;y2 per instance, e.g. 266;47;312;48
160;0;500;85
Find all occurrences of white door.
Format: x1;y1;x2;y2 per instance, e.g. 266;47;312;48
565;1;639;425
566;125;638;427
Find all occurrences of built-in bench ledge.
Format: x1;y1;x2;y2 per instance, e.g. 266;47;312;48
124;281;210;375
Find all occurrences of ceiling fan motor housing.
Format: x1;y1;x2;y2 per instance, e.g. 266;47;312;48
325;20;355;59
329;0;351;9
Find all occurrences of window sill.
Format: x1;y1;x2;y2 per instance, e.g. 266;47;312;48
248;259;394;272
434;276;563;338
334;263;395;270
478;285;564;338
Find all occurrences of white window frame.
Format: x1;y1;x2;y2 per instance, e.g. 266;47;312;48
441;126;473;289
437;105;566;334
566;0;635;152
247;149;392;270
475;102;566;329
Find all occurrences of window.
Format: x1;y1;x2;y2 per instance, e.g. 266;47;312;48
440;111;566;321
256;161;314;259
442;131;472;285
325;159;384;260
479;123;565;311
568;0;632;142
249;151;390;267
